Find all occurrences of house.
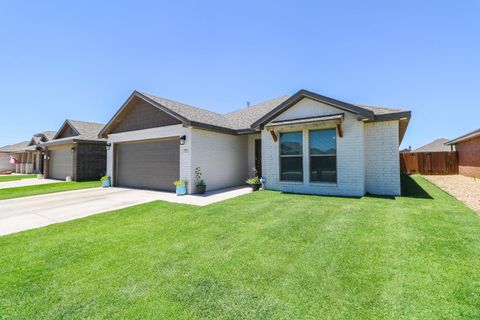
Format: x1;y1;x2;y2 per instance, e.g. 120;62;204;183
99;89;410;196
0;131;56;174
42;120;107;181
446;128;480;178
414;138;451;152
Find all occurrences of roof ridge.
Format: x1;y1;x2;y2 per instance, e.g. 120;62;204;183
140;92;226;118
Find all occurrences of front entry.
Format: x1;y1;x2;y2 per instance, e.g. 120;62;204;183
255;139;262;177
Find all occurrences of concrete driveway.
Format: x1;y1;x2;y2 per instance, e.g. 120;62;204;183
0;178;60;189
0;186;251;236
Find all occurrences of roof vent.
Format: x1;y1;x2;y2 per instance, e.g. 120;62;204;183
246;101;251;107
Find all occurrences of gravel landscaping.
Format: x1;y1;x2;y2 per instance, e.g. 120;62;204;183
423;175;480;212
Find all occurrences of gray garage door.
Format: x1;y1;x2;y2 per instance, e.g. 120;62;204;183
115;138;179;191
49;148;73;180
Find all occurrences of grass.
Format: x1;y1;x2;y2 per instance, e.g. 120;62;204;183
0;174;37;182
0;181;101;200
0;175;480;319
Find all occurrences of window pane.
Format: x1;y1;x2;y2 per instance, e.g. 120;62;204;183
281;157;303;181
310;129;336;155
280;132;303;155
310;156;336;182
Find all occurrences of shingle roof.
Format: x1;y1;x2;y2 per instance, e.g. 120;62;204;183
46;120;106;145
446;128;480;145
225;96;291;130
141;92;233;130
414;138;451;152
141;92;407;131
354;104;408;116
0;140;30;153
101;89;411;138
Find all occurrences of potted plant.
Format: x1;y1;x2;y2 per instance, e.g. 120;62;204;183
100;176;111;187
194;167;207;194
174;180;187;196
246;176;262;191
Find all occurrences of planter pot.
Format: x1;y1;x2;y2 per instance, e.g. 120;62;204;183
37;174;43;179
102;180;111;188
176;185;187;196
65;176;72;182
250;183;261;191
196;185;207;194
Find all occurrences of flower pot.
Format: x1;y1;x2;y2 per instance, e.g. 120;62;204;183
176;185;187;196
196;185;207;194
102;179;111;188
251;183;261;191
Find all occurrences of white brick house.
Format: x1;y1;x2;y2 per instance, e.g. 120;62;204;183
99;89;410;196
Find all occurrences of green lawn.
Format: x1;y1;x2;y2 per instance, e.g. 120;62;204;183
0;181;101;200
1;176;479;319
0;174;37;182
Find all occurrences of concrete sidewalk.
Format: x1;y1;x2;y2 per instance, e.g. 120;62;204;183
0;178;60;189
0;186;251;236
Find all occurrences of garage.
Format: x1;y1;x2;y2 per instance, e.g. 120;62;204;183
48;147;73;180
115;138;180;191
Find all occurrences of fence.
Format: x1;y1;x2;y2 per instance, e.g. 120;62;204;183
400;151;458;175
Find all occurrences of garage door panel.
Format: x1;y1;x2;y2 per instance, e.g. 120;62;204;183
116;139;179;191
49;148;73;180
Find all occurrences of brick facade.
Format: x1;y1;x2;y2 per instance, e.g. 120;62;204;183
75;143;107;181
456;136;480;178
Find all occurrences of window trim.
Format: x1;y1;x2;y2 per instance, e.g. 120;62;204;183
308;128;337;183
279;131;304;182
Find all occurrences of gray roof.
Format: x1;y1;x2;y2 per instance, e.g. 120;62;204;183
100;89;411;138
446;128;480;145
46;119;106;145
0;140;30;153
142;91;407;131
141;92;233;130
414;138;451;152
225;96;291;130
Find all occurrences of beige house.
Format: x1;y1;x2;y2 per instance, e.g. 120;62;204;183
0;131;55;174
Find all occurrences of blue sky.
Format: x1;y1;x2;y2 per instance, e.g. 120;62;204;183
0;0;478;149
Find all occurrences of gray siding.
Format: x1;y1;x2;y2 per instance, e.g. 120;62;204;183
111;102;181;134
57;125;77;138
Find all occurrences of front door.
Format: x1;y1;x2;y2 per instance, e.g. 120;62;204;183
254;139;262;177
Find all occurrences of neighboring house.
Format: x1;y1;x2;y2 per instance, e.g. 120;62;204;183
99;89;411;196
446;128;480;178
414;138;451;152
42;120;107;181
0;131;56;174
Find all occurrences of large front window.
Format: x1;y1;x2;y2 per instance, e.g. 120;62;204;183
280;132;303;181
309;129;337;183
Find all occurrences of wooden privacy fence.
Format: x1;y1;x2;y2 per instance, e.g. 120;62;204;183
400;152;458;175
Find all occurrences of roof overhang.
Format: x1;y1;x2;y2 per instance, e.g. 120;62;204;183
446;128;480;145
266;113;344;127
42;139;106;147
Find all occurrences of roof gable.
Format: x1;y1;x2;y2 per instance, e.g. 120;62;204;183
109;96;182;134
53;120;80;139
250;90;375;129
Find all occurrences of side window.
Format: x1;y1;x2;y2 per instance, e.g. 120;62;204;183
280;132;303;181
309;129;337;183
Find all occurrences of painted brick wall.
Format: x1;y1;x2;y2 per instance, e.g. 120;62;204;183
365;120;401;195
191;129;248;192
262;98;366;197
0;153;15;172
455;136;480;178
75;143;107;181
